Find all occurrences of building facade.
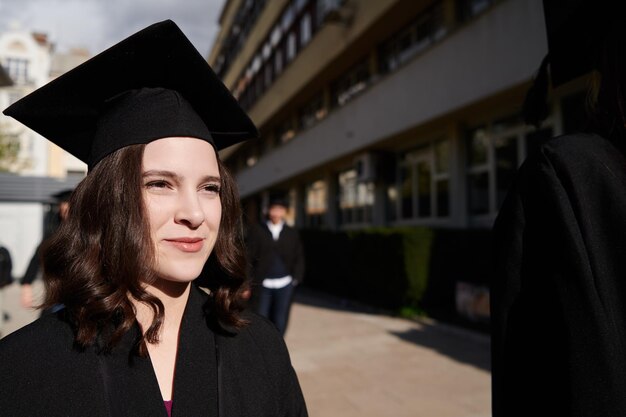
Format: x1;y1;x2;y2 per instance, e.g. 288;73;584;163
0;25;88;178
0;26;88;279
209;0;586;233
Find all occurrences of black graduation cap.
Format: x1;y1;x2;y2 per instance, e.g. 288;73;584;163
3;20;258;169
543;0;604;87
524;0;607;127
52;189;73;203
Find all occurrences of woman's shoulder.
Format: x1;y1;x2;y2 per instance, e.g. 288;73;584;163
539;132;623;167
515;131;626;188
0;312;79;389
216;311;294;372
228;311;290;352
0;311;74;355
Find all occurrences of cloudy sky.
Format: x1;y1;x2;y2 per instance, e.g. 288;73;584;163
0;0;226;57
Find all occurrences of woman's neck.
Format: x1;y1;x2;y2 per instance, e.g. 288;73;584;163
132;280;192;402
134;280;191;340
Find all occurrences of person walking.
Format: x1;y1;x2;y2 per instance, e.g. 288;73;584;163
20;189;72;313
0;244;13;336
247;196;305;336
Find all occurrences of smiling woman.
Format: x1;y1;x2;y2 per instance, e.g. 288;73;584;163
0;20;307;417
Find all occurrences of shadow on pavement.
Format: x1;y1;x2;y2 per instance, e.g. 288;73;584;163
294;286;491;372
389;326;491;372
293;286;387;315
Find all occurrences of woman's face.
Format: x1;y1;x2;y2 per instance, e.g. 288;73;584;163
142;137;221;284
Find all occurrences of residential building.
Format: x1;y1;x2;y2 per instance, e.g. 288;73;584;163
0;24;89;178
0;26;88;278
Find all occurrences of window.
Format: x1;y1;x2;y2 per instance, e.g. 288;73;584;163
465;115;554;217
338;169;374;225
286;32;297;62
393;140;450;221
305;179;327;227
317;0;345;27
298;92;327;129
214;0;268;79
4;58;29;84
275;119;296;144
330;59;371;108
295;0;309;13
271;25;283;46
466;127;490;215
300;13;312;46
457;0;494;22
274;50;284;74
282;6;295;30
378;1;446;74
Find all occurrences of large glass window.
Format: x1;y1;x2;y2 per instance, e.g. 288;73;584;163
305;179;328;227
330;59;370;108
393;139;451;222
338;169;374;225
465;115;554;217
378;1;446;74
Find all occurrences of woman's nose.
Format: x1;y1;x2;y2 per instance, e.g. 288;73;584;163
174;190;205;228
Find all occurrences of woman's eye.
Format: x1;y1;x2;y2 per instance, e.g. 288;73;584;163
203;183;221;194
145;180;169;189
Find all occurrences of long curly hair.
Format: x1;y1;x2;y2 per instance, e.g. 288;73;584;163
41;143;247;352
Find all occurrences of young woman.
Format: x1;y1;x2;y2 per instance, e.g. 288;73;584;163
0;21;307;417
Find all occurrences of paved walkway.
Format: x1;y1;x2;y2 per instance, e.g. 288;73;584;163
1;283;491;416
286;290;491;417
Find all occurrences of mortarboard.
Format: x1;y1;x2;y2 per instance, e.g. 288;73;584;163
524;1;609;127
52;189;74;203
542;0;604;87
3;20;258;169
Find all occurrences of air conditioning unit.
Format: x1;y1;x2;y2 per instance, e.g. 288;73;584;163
354;152;377;182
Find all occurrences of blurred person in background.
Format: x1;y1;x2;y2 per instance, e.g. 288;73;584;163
0;20;307;417
247;195;305;336
0;244;13;336
492;1;626;415
20;189;72;313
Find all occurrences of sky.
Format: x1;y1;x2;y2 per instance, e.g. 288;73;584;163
0;0;227;57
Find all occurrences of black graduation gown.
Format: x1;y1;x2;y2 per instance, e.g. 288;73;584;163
492;133;626;416
0;284;308;416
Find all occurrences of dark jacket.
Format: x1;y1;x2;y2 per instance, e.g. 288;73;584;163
0;284;308;417
247;222;305;285
0;246;12;287
21;242;41;285
492;133;626;416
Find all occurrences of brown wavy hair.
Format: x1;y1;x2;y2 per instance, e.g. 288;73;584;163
41;143;247;352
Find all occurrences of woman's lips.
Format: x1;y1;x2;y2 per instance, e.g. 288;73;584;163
165;238;204;253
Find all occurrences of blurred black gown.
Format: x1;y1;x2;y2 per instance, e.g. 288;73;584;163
492;132;626;416
0;284;307;416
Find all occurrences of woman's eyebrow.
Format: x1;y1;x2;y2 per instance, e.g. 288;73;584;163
142;171;220;183
201;175;221;183
142;170;179;180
